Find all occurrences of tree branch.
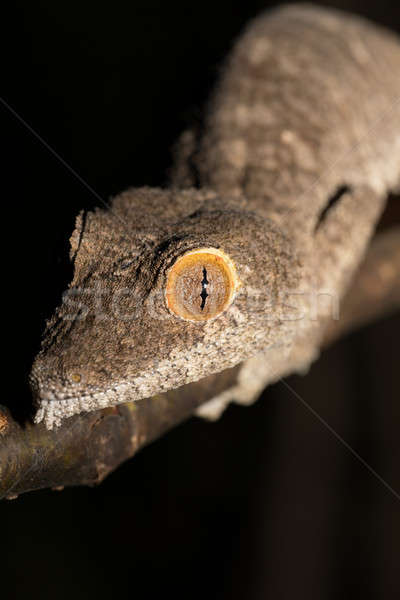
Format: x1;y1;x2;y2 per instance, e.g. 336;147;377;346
1;227;399;499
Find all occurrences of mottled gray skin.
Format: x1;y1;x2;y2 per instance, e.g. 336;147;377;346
31;5;400;428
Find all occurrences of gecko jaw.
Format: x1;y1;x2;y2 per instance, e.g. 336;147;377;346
32;381;138;429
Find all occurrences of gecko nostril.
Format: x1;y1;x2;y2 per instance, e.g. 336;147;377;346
70;373;82;384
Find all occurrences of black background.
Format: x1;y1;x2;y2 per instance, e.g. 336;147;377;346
1;1;400;599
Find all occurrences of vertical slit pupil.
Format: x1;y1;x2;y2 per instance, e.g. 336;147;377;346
200;267;209;310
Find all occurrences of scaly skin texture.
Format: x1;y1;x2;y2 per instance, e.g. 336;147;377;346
30;5;400;429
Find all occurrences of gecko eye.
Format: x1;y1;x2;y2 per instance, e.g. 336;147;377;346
165;248;240;321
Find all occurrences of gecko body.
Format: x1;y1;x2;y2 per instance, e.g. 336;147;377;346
30;5;400;428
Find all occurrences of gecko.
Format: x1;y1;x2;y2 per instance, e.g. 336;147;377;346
30;4;400;429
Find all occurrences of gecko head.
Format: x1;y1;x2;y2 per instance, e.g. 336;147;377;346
30;187;297;428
